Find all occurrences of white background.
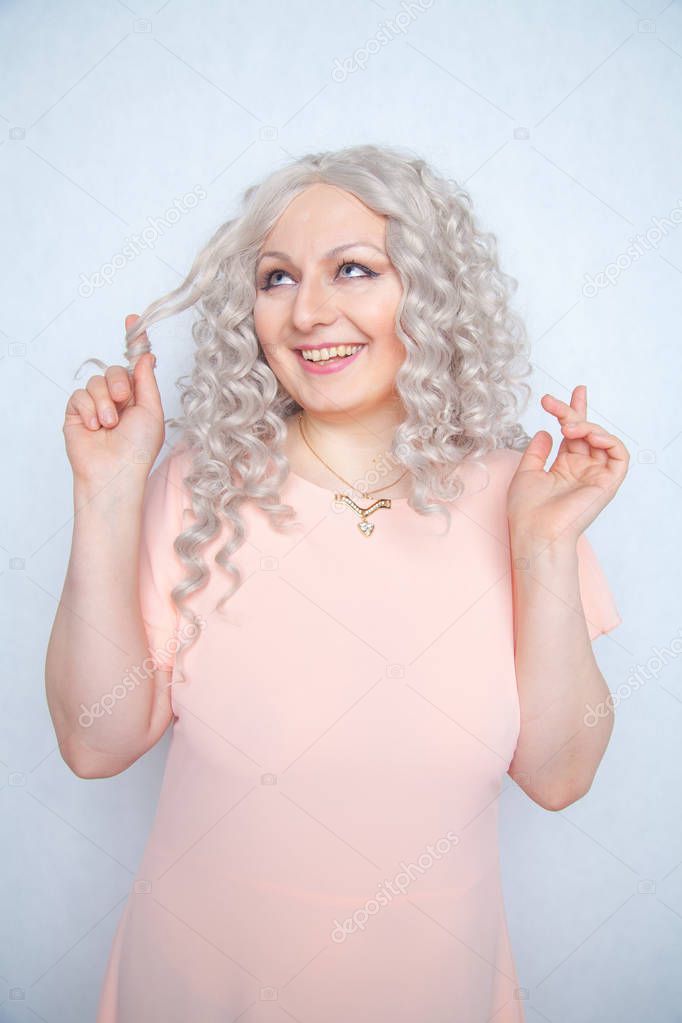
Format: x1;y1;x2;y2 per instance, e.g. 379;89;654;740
2;0;681;1019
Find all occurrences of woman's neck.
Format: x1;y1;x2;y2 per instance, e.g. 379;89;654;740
282;410;412;498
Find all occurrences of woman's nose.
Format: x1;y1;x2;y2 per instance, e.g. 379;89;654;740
290;274;338;332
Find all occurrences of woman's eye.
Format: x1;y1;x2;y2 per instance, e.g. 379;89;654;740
337;261;369;279
259;261;374;291
262;269;293;289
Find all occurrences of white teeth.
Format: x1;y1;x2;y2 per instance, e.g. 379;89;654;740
300;344;363;363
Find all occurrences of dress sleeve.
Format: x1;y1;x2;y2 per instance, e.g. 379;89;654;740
138;445;190;672
576;532;622;641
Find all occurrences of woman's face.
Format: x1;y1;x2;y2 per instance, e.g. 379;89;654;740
253;183;406;418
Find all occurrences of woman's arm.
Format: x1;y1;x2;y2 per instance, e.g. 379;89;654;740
45;475;174;778
507;531;614;810
505;383;628;811
46;331;171;779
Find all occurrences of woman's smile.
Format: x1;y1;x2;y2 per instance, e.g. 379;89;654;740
295;344;366;374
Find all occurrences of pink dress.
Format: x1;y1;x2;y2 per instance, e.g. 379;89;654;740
96;443;621;1022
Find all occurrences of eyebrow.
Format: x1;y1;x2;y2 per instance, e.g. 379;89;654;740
256;241;386;266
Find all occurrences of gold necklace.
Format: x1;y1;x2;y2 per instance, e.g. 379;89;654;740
297;413;409;538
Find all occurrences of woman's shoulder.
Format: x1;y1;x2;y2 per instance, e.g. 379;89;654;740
457;445;524;492
146;442;197;518
472;445;524;468
157;441;198;482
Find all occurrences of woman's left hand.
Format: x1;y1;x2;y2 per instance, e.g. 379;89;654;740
507;384;629;545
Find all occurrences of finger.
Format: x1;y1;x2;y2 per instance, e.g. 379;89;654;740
516;430;553;472
129;350;160;413
585;431;629;462
85;375;120;428
65;389;100;430
563;387;590;454
105;365;132;403
585;431;629;477
541;392;580;426
561;420;607;458
542;392;590;455
125;313;149;351
125;312;144;332
562;419;605;438
571;384;587;419
558;420;607;463
124;313;159;405
562;422;629;463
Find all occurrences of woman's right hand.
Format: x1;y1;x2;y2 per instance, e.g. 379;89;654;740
63;314;165;486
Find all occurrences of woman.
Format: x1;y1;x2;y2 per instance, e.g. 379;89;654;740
47;144;626;1021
